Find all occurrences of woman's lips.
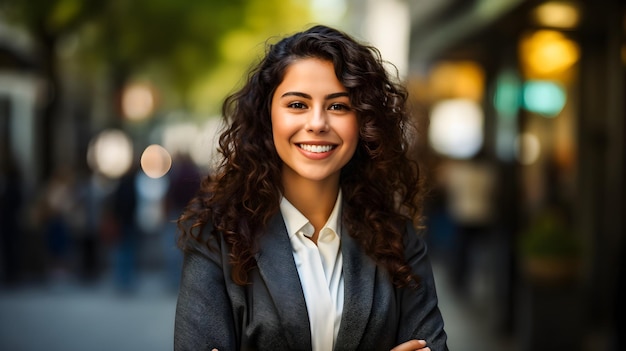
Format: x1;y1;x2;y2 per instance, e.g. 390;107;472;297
296;143;337;159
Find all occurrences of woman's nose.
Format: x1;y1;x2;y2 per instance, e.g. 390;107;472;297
305;108;329;133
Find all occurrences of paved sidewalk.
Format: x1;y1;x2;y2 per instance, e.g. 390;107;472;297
0;274;177;351
434;263;514;351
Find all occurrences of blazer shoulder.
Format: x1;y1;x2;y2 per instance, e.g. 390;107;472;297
402;221;427;255
178;219;224;258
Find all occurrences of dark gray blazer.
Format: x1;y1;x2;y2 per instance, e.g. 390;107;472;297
174;212;448;350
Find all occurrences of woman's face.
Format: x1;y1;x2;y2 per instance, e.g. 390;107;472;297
271;58;359;188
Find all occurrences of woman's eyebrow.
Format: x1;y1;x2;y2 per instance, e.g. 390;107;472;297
280;91;349;100
281;91;311;99
325;92;349;100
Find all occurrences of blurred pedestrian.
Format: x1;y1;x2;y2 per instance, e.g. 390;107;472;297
111;168;139;293
73;171;108;282
36;165;76;282
162;153;200;290
174;25;448;350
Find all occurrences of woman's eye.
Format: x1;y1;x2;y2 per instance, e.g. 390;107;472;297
329;103;350;111
288;102;307;109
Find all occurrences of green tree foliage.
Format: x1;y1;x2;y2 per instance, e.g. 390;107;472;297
2;0;313;114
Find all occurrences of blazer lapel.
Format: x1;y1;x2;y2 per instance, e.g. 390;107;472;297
255;213;312;350
335;226;377;349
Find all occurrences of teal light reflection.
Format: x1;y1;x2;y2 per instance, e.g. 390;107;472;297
522;80;566;117
493;71;522;119
493;70;521;162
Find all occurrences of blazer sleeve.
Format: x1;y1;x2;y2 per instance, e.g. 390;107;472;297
396;223;449;351
174;229;237;351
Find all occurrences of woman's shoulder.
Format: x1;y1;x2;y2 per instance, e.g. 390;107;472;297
178;218;222;255
402;221;428;256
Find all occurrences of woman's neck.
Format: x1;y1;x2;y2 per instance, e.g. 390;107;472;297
282;177;340;241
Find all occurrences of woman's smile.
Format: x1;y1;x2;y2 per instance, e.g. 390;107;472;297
298;143;336;154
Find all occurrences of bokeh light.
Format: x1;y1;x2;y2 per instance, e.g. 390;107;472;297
494;70;522;118
493;70;522;162
428;99;484;159
429;61;485;102
522;80;567;117
533;2;580;29
140;144;172;179
122;83;155;121
86;129;134;178
519;30;580;78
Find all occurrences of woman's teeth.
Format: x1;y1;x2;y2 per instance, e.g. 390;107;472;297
299;144;334;153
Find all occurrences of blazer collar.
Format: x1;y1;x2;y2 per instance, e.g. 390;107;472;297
335;227;377;349
255;212;377;350
255;213;312;350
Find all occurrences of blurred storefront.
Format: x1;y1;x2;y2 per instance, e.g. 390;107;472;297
400;0;625;350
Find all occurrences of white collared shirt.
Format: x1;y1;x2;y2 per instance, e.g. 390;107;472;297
280;192;344;351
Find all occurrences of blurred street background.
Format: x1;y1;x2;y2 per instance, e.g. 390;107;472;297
0;0;624;350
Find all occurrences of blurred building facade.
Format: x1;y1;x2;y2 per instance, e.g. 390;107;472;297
396;0;624;350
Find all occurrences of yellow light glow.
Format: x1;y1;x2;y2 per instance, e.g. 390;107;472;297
140;144;172;179
429;61;485;102
519;30;580;78
533;2;580;29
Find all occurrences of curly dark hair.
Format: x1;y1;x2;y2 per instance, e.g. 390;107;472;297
178;24;423;288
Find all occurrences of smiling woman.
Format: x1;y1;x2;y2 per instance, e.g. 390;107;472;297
174;25;448;351
271;58;359;197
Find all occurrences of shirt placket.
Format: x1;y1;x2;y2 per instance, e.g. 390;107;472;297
295;231;335;351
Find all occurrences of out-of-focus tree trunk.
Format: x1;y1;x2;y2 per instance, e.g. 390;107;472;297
34;22;59;181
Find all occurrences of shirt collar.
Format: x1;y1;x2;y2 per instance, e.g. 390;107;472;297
280;191;342;239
